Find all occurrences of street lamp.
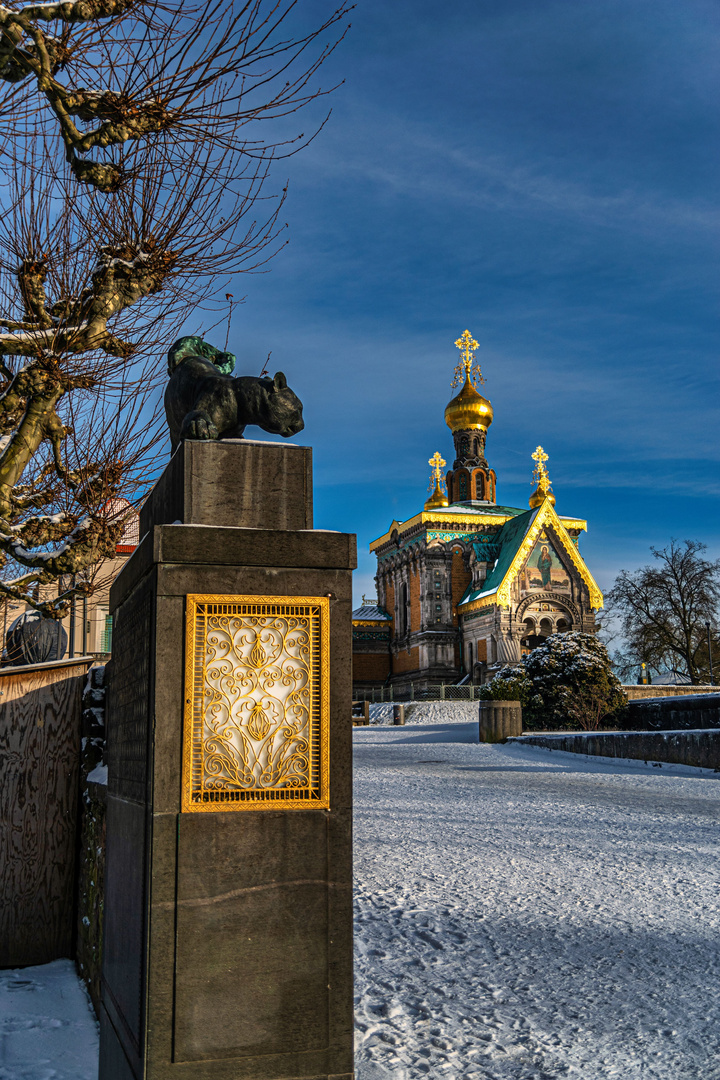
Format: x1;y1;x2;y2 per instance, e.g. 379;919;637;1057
706;621;714;686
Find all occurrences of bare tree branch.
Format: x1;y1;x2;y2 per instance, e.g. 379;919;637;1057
607;540;720;683
0;0;351;616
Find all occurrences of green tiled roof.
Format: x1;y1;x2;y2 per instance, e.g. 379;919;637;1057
459;508;537;606
352;604;392;621
425;502;527;517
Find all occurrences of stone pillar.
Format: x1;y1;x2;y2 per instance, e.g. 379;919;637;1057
479;700;523;742
100;441;355;1080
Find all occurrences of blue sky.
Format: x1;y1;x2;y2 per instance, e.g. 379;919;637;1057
218;0;720;604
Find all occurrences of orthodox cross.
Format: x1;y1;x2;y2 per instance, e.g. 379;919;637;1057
428;451;447;493
452;329;485;388
532;445;551;488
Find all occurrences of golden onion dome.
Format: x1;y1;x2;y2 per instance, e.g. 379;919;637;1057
424;482;449;511
444;374;493;433
529;483;556;509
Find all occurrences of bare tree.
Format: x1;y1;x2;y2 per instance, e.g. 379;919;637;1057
0;0;351;616
607;539;720;684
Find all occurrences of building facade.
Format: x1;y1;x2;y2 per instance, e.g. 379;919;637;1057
0;500;139;663
352;331;603;690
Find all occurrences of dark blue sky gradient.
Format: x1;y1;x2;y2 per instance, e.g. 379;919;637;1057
215;0;720;602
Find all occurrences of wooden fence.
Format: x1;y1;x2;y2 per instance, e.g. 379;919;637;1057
0;656;92;967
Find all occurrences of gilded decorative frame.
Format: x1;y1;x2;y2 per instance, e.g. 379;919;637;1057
182;594;330;812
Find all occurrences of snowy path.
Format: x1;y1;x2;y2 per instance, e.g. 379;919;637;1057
0;959;98;1079
5;722;719;1080
354;721;720;1080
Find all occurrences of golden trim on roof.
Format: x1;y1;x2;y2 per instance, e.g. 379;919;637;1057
460;498;603;614
370;508;587;552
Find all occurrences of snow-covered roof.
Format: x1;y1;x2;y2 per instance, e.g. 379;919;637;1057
353;604;392;622
651;672;693;685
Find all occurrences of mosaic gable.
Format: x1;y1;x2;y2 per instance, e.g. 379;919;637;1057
521;534;572;594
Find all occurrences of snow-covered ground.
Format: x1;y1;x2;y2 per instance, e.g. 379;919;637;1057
6;719;720;1080
0;959;98;1079
354;720;720;1079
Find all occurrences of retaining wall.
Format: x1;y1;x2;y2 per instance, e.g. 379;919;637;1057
622;684;715;701
368;701;478;725
512;729;720;770
623;692;720;731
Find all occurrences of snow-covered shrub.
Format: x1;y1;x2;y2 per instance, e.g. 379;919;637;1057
522;632;627;730
476;664;532;704
480;633;627;729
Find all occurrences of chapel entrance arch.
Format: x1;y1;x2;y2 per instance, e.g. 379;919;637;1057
518;596;577;653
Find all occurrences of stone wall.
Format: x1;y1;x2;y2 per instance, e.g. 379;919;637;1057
623;692;720;731
512;730;720;771
363;693;720;734
622;684;715;701
368;701;479;724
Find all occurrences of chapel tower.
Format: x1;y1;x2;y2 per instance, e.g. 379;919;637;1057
444;330;497;504
354;330;603;693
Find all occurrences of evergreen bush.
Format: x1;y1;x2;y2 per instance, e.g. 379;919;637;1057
481;632;628;730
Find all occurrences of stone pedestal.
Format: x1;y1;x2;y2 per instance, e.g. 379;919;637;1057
100;441;355;1080
478;700;523;742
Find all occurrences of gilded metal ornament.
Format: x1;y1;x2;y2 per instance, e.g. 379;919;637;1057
182;594;330;812
427;451;447;494
531;445;550;486
529;445;555;507
451;329;485;389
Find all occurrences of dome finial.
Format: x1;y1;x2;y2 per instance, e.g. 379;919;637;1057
445;329;493;433
452;329;484;389
529;445;556;507
424;451;449;510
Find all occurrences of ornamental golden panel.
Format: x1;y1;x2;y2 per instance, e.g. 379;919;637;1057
182;595;330;812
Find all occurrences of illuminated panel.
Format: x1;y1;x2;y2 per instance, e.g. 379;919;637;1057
183;595;329;812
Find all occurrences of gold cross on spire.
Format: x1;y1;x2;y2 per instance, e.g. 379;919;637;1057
531;445;551;487
529;445;555;507
452;329;485;389
428;451;447;493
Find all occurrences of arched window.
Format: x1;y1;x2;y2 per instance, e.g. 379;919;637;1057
458;473;468;500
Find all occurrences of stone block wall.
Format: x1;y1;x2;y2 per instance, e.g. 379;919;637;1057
367;701;479;724
622;692;720;731
622;684;716;701
513;730;720;771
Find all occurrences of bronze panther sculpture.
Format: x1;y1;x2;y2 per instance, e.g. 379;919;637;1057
164;336;304;451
